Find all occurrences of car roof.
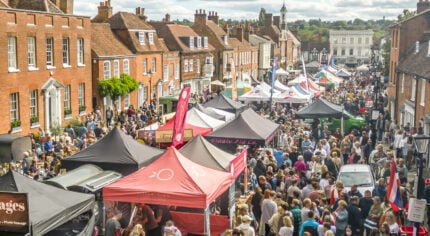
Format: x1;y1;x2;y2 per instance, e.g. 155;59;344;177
339;164;371;172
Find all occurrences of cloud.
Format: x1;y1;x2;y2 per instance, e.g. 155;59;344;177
74;0;416;21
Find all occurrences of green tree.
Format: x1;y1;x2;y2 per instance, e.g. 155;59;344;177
99;74;139;111
397;9;416;21
258;8;266;26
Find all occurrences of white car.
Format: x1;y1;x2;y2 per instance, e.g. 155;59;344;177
337;164;375;196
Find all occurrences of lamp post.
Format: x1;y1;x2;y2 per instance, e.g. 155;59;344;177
412;134;430;236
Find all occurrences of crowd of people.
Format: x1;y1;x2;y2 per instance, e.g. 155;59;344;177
1;72;430;236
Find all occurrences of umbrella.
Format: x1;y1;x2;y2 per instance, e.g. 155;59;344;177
211;80;226;87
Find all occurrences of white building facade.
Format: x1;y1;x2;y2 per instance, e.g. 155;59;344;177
329;30;374;66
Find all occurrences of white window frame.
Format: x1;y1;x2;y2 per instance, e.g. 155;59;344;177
8;37;18;71
27;37;36;69
77;38;85;66
184;59;189;72
143;58;148;75
103;61;111;79
204;37;208;48
189;59;193;72
30;89;38;118
46;37;54;67
62;38;70;66
123;59;130;75
197;37;202;48
78;83;85;107
196;59;200;73
189;37;194;49
124;93;130;109
10;93;19;123
152;58;157;73
421;79;426;106
175;63;180;80
401;73;405;94
163;64;169;82
138;32;145;45
411;78;417;101
148;32;154;45
64;85;71;112
113;60;120;77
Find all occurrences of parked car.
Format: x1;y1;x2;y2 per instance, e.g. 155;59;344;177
337;164;375;196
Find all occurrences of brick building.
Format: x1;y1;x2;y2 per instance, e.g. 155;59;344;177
151;17;215;95
91;2;163;110
388;0;430;129
258;2;301;70
0;0;91;134
192;10;233;84
228;23;259;86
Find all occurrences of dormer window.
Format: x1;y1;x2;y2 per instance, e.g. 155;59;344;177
204;37;208;48
197;37;202;48
222;35;228;45
138;32;145;45
189;37;194;49
148;32;154;45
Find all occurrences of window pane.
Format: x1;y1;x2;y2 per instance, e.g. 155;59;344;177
103;61;111;79
62;38;70;64
8;37;17;69
46;38;54;66
77;38;84;64
123;60;130;75
9;93;19;122
30;90;38;118
27;37;36;67
114;60;120;77
64;85;71;111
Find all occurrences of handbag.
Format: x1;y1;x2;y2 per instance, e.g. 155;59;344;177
364;217;378;230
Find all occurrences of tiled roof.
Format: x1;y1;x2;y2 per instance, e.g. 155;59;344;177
398;41;430;79
91;23;133;57
152;22;214;53
158;38;170;52
287;30;301;45
107;12;162;53
228;38;255;50
0;0;9;7
108;12;153;30
207;21;226;36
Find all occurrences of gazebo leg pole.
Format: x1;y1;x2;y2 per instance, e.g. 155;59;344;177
204;207;211;236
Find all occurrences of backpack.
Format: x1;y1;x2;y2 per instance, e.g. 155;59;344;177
303;225;318;236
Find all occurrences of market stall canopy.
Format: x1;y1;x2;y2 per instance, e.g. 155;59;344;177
296;98;344;118
336;68;352;78
239;85;272;102
274;80;289;92
211;80;226;87
180;135;235;172
274;88;311;104
187;108;226;130
157;115;213;137
203;94;245;115
103;147;233;209
0;135;31;163
197;104;235;122
44;164;122;193
287;75;307;86
206;108;280;146
0;171;95;236
276;68;289;76
61;127;163;175
260;82;281;95
356;64;369;71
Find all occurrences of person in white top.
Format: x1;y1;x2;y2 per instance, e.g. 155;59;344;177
278;216;294;236
384;212;400;234
236;215;255;236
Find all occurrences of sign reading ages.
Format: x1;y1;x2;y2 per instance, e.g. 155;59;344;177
407;198;427;223
0;192;29;233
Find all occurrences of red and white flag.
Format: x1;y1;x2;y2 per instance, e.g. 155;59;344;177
172;86;191;147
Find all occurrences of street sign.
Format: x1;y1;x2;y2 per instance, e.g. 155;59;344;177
407;198;427;223
0;192;29;233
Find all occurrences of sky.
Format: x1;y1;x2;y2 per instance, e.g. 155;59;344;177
74;0;417;21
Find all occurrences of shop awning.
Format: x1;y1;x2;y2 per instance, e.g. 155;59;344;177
103;147;233;209
296;98;344;118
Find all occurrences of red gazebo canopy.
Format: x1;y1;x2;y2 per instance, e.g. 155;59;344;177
103;147;233;209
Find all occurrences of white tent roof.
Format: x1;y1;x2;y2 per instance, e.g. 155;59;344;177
260;82;281;95
276;68;289;76
186;108;226;130
239;85;272;102
205;107;236;122
274;87;311;104
357;64;369;71
274;80;289;92
288;74;307;85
